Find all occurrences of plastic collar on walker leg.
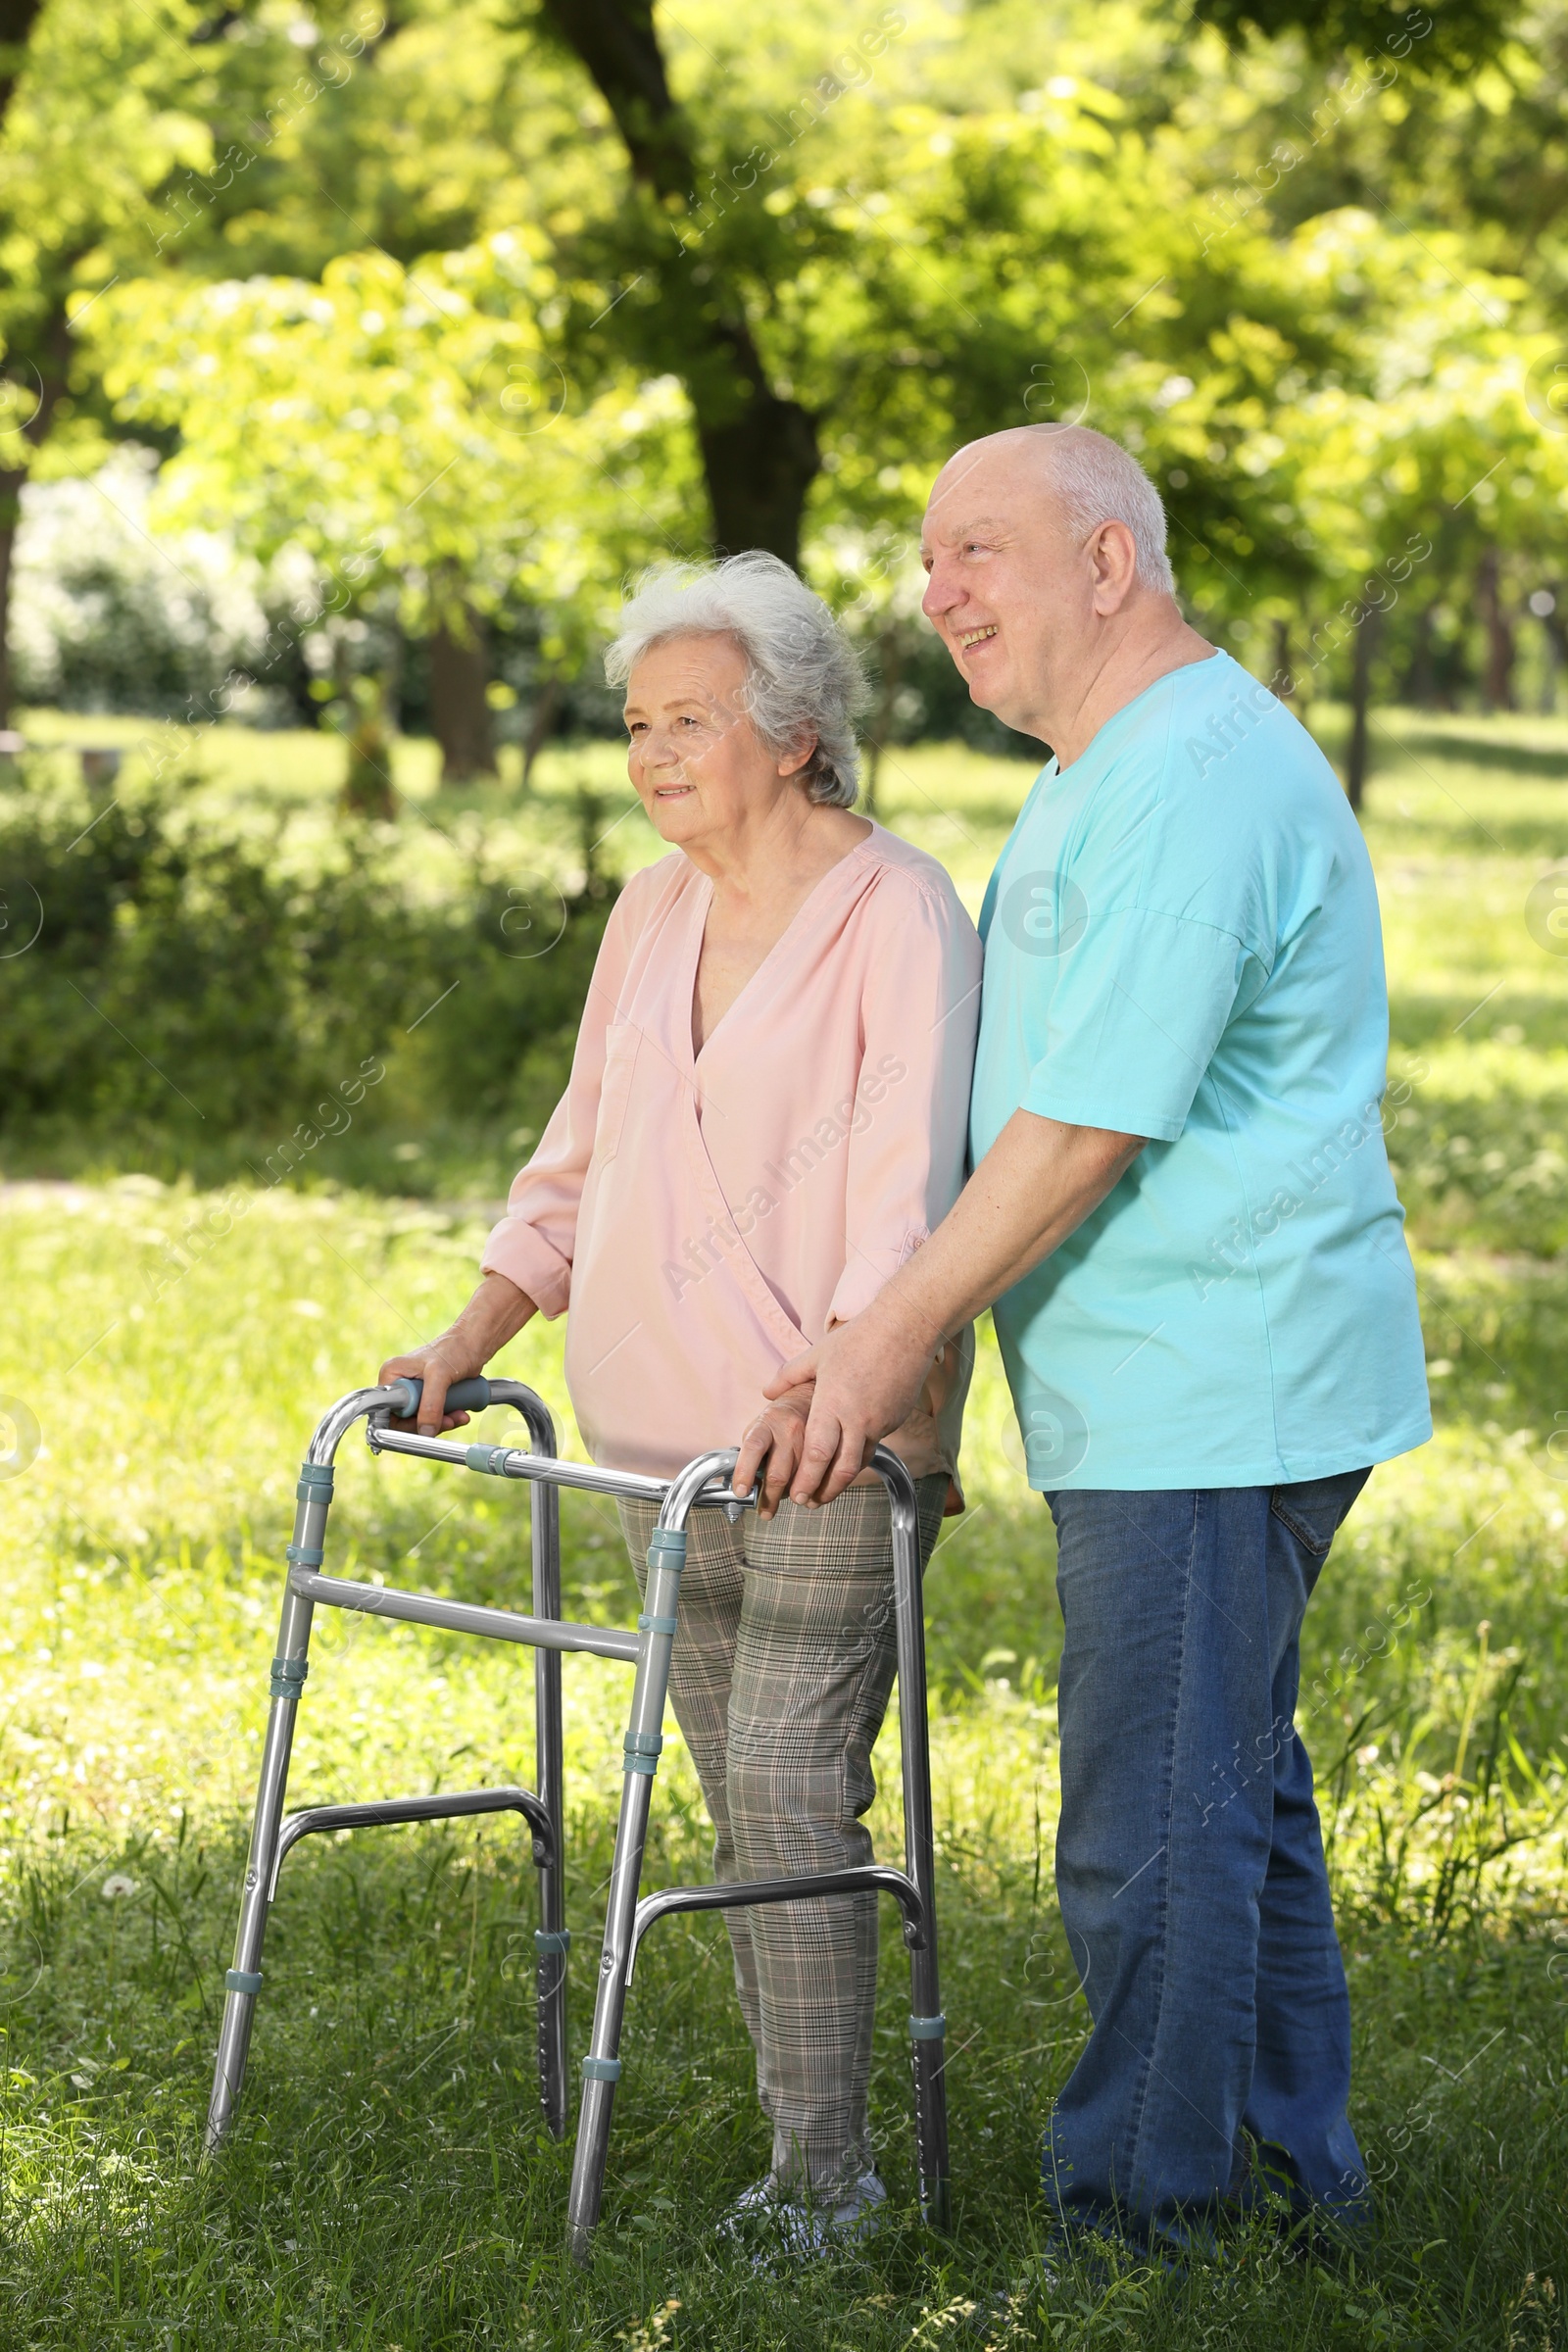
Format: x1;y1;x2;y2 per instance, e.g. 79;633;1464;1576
285;1544;324;1569
295;1461;335;1502
270;1656;310;1699
623;1731;663;1776
637;1612;678;1636
645;1529;687;1569
534;1928;572;1955
225;1968;264;1994
909;2013;947;2040
465;1443;513;1478
581;2055;622;2082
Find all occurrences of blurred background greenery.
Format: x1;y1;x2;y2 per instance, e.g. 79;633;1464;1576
6;0;1568;797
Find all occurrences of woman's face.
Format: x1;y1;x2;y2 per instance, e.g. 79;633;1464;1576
623;634;809;852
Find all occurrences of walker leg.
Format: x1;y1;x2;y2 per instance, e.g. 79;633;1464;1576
205;1581;317;2149
564;1771;654;2256
884;1452;952;2229
908;1950;952;2230
564;1516;689;2260
530;1473;568;2139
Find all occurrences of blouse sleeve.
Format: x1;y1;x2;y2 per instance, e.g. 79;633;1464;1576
479;884;641;1319
827;870;983;1326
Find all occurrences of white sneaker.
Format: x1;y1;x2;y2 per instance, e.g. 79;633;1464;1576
721;2170;887;2261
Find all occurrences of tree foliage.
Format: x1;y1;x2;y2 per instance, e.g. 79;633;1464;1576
2;0;1566;737
97;239;701;660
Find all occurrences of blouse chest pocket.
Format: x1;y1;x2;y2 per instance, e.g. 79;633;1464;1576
593;1021;643;1164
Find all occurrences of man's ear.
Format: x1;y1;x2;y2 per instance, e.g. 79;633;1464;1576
1087;518;1141;615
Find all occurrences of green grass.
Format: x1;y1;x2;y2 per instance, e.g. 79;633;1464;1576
1;712;1567;2346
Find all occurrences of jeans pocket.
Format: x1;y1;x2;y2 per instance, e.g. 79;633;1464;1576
1269;1469;1371;1558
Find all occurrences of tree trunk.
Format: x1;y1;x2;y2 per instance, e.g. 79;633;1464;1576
540;0;819;565
520;672;563;790
1476;546;1515;710
697;399;820;564
341;674;396;821
0;469;23;727
1403;604;1437;708
1542;592;1568;715
862;622;904;816
1270;617;1299;705
1345;607;1379;816
428;609;497;782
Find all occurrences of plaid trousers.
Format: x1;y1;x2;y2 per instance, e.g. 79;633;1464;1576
618;1474;948;2192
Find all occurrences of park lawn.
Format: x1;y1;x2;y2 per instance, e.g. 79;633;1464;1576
0;711;1566;2347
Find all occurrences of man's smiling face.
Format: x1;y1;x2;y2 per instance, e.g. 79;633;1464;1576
919;436;1092;743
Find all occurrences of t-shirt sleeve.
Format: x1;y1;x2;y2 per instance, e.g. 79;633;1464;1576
1022;904;1255;1143
478;884;642;1316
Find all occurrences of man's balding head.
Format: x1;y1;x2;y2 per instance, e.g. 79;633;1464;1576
920;423;1201;756
930;425;1175;594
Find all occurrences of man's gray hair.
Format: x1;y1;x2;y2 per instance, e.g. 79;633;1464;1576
1034;424;1175;595
604;551;869;808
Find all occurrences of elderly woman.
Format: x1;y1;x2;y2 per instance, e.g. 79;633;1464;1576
380;552;979;2250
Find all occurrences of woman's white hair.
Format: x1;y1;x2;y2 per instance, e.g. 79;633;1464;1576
1034;424;1176;595
604;551;869;808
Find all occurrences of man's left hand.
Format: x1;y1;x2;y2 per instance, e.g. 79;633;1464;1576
747;1112;1148;1509
755;1292;941;1509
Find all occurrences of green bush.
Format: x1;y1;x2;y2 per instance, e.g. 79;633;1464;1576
0;767;615;1174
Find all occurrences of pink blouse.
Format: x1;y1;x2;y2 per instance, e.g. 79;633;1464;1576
481;824;982;1481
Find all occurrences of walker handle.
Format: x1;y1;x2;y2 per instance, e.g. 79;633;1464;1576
386;1374;493;1420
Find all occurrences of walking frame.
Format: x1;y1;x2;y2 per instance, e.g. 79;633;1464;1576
205;1374;951;2258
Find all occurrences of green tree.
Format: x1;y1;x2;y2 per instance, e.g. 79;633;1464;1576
0;0;220;717
94;239;701;775
1194;0;1507;76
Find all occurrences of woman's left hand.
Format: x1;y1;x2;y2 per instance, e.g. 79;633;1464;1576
735;1385;817;1519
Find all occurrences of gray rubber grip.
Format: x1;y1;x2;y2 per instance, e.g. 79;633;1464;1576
387;1373;493;1418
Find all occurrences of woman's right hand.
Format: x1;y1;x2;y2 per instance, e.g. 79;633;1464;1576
377;1339;485;1436
376;1271;540;1436
736;1384;819;1519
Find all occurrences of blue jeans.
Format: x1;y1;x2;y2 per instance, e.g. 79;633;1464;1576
1041;1475;1370;2256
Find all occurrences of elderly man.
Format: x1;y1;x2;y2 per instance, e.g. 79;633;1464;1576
736;423;1430;2262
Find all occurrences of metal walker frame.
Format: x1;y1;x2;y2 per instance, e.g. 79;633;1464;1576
206;1374;951;2258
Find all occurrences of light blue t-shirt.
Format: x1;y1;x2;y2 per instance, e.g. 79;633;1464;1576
971;650;1431;1492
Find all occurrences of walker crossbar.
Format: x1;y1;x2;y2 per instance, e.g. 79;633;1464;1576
628;1865;930;1976
205;1377;952;2256
285;1568;642;1663
269;1787;555;1902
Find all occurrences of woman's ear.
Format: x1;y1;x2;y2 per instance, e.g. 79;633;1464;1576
779;735;818;780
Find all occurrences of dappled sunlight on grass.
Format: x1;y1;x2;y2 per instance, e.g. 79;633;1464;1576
2;718;1567;2342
